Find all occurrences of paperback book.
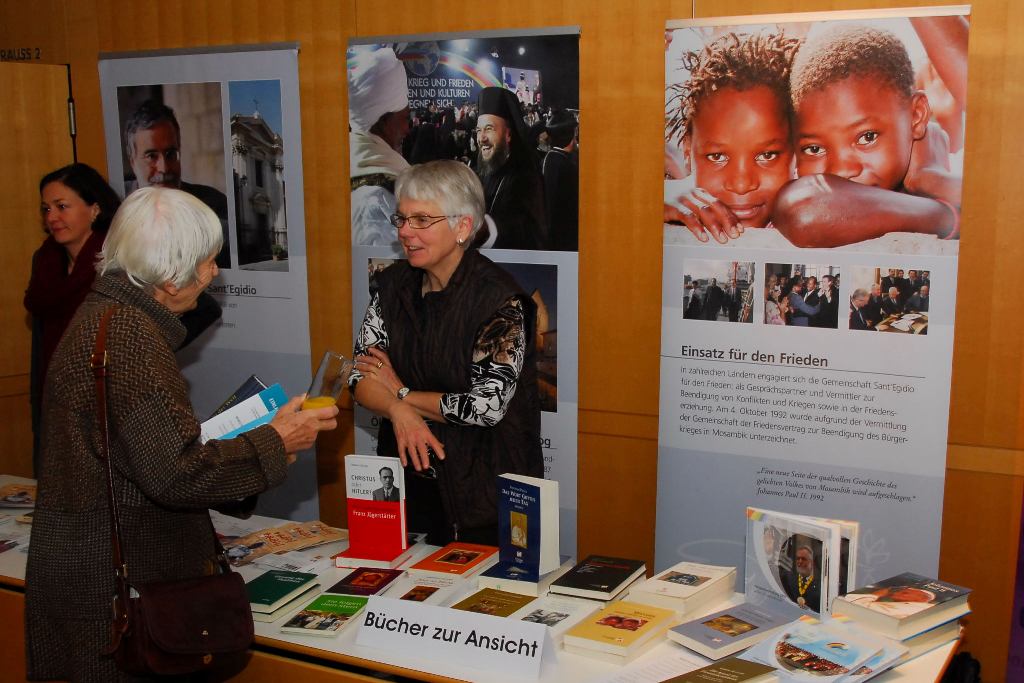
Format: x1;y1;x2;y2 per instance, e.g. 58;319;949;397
451;587;538;617
324;567;403;597
627;561;735;615
279;594;369;637
200;383;286;443
495;473;560;580
251;585;321;623
550;555;647;601
666;657;778;683
668;601;790;660
830;572;971;640
408;541;499;577
0;483;35;508
477;556;573;597
246;569;319;613
335;454;408;568
508;594;600;645
745;508;841;617
223;520;346;566
208;374;267;418
563;600;677;664
383;573;465;606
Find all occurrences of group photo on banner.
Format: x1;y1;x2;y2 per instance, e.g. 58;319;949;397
346;29;581;554
656;7;969;599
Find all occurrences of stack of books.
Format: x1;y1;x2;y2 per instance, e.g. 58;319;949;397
549;555;647;603
830;572;970;660
245;569;320;623
562;600;677;664
507;594;600;645
279;593;369;637
408;541;500;578
626;561;735;616
667;602;790;660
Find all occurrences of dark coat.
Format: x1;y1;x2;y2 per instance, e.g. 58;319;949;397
478;158;548;250
25;273;287;682
373;250;543;537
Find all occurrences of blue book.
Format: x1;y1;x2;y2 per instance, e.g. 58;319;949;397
667;601;790;660
201;383;288;442
496;473;560;579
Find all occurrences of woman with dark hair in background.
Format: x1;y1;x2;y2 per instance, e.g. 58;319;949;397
25;164;224;474
24;164;121;472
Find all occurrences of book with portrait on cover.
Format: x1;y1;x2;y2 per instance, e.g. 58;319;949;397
830;572;971;639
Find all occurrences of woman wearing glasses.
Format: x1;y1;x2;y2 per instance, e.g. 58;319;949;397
350;159;543;545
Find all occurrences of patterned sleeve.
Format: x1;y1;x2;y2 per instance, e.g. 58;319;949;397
349;290;388;388
440;297;526;427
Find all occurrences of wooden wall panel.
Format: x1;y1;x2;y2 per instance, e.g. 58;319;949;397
2;0;1023;677
0;61;74;477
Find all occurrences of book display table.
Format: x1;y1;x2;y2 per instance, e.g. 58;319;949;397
0;477;957;682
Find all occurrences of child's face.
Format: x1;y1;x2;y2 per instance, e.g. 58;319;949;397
688;85;793;229
794;75;929;190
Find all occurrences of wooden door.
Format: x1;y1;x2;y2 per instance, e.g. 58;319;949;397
0;62;74;477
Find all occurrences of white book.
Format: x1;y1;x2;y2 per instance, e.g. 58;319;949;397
200;384;286;443
508;594;600;644
627;562;735;614
382;573;466;606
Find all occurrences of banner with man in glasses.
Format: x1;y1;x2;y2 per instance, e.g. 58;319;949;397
346;29;580;555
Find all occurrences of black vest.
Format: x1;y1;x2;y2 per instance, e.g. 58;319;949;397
373;249;543;531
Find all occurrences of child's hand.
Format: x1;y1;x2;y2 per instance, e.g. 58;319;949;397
664;187;743;244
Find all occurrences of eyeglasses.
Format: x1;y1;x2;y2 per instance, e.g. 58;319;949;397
389;213;459;230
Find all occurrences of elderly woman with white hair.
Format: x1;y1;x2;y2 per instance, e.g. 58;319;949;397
351;159;543;545
25;187;338;682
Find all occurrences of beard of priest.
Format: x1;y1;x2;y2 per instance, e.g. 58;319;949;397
473;86;549;250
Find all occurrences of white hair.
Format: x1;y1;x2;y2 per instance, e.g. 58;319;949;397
395;160;485;242
98;187;222;289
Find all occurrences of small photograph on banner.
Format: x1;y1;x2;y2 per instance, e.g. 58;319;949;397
682;260;755;323
228;79;290;271
115;82;232;269
764;263;840;329
847;266;931;334
664;15;965;253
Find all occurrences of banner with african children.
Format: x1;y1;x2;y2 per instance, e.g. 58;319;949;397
346;29;580;555
656;7;969;607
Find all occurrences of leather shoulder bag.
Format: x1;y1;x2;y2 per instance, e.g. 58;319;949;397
91;306;254;675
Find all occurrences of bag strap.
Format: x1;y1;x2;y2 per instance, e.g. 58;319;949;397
90;306;133;654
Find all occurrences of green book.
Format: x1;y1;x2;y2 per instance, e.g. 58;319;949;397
245;570;319;614
280;594;369;637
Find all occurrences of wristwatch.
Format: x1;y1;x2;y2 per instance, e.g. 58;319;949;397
397;387;411;400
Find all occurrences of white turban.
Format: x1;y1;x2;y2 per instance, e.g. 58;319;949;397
348;48;409;134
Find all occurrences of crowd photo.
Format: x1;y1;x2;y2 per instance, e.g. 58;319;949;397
682;260;755;323
848;266;931;334
348;35;580;251
764;264;840;328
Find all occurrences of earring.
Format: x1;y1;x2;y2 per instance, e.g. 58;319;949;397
457;238;465;245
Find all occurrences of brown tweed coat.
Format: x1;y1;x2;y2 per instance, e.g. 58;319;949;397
25;274;288;682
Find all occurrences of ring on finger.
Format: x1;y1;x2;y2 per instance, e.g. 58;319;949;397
376;360;384;369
